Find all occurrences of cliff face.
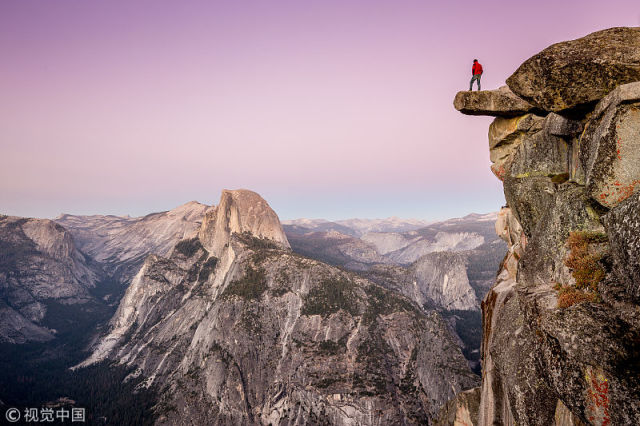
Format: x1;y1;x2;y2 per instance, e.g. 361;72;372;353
446;27;640;426
0;216;100;343
80;189;478;425
407;252;479;312
198;189;290;256
56;201;210;282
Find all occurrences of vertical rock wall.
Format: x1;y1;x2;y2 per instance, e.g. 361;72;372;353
444;27;640;426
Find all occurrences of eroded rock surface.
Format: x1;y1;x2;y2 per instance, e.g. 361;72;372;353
408;252;479;311
604;191;640;303
80;190;479;425
444;26;640;426
580;82;640;208
56;201;210;282
506;27;640;115
434;387;481;426
454;86;537;117
0;216;99;343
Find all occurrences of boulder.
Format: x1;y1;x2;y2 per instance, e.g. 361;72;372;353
454;86;537;117
604;191;640;302
579;82;640;208
507;27;640;115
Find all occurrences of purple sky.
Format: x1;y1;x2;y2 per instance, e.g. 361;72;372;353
2;1;639;220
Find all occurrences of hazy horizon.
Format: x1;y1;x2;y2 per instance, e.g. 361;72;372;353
50;196;499;223
3;1;639;220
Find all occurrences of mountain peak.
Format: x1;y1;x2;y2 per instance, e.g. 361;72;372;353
165;200;210;220
198;189;290;256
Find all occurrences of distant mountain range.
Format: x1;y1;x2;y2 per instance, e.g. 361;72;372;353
283;212;502;294
282;216;435;237
74;191;479;424
55;201;210;283
283;212;506;372
0;196;499;423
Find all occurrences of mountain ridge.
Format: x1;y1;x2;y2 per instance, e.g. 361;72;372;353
55;201;211;282
78;189;479;424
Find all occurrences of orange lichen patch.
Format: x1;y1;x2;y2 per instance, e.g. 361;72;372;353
600;179;640;206
555;284;598;309
490;163;507;181
614;179;640;204
585;366;611;426
565;231;607;292
597;107;640;207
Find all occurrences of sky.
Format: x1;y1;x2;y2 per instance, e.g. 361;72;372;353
2;1;639;221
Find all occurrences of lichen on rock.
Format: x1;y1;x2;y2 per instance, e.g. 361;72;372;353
506;27;640;115
444;26;640;426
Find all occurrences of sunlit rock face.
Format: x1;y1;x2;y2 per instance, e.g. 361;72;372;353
56;200;210;282
447;27;640;426
198;189;290;257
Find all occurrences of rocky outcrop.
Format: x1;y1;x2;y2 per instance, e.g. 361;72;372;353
579;82;640;208
434;387;481;426
603;191;640;303
409;252;478;311
454;86;538;117
506;27;640;115
198;189;290;256
56;201;210;282
80;190;479;425
0;216;99;343
447;27;640;426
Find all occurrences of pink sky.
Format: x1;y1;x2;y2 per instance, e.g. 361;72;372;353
2;1;639;220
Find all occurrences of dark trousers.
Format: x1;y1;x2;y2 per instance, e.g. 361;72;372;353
469;74;481;91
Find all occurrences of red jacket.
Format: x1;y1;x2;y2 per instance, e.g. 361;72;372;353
472;62;483;75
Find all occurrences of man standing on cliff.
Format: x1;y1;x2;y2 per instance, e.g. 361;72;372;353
469;59;483;91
